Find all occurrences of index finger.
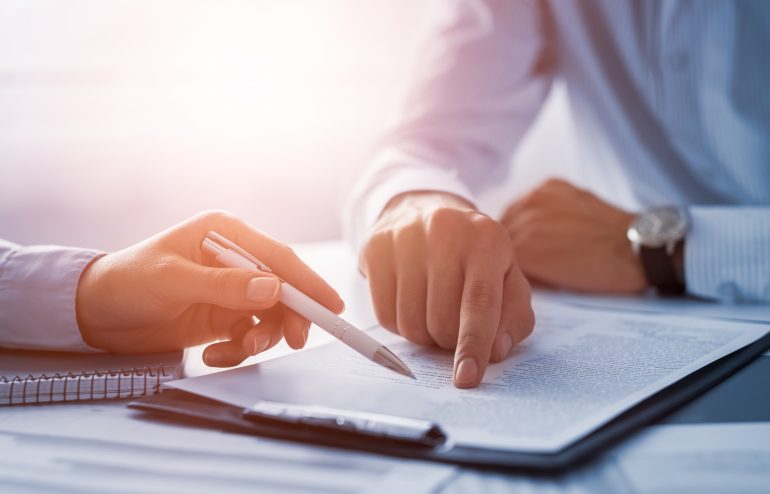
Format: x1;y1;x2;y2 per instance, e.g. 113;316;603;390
198;211;345;314
453;257;505;388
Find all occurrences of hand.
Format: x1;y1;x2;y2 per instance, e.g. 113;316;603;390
76;210;344;366
359;192;535;388
500;179;646;293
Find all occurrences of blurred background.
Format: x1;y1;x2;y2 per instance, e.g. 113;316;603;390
1;0;579;251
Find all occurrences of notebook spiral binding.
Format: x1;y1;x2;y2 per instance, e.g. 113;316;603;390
0;365;172;406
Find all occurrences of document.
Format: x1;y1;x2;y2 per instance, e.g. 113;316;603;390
168;302;768;453
536;289;770;324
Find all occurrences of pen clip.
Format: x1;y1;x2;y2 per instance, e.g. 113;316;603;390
204;231;274;274
243;401;447;448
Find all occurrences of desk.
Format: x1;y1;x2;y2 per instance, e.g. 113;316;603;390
2;241;769;493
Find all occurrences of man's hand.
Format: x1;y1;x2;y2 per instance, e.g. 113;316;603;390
500;179;646;293
76;210;344;366
359;192;535;388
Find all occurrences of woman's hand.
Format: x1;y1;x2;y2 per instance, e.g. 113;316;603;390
75;210;344;367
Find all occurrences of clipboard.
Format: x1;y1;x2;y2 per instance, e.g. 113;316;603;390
129;331;770;471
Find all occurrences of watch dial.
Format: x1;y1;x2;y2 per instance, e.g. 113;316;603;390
631;207;688;247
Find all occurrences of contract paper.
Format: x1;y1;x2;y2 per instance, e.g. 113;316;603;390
536;289;770;324
168;302;768;454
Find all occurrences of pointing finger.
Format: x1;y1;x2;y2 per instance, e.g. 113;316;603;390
453;258;505;388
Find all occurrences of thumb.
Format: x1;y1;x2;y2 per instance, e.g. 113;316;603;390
179;262;282;310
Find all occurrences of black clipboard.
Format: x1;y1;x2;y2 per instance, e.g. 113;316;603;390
129;331;770;471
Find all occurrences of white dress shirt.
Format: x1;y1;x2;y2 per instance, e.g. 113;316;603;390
0;239;102;351
346;0;770;302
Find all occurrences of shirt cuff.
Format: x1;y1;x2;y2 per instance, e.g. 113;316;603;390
684;206;770;302
0;245;106;352
345;150;476;252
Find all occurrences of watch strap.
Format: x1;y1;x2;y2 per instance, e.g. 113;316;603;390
639;244;685;295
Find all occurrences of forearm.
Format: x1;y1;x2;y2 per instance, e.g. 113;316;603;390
344;0;553;251
0;239;104;351
345;150;478;251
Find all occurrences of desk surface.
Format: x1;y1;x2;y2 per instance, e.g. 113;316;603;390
2;240;769;493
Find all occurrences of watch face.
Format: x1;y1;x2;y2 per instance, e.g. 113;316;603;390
628;207;688;248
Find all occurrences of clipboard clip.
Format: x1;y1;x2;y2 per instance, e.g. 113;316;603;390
243;401;447;448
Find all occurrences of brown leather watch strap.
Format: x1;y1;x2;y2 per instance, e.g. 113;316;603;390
639;243;685;295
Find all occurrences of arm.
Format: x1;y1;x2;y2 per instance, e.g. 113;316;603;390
345;0;555;249
349;0;555;387
685;206;770;302
0;239;104;351
500;181;770;304
1;211;344;366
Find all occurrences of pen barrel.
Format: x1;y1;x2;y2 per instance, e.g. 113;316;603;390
215;249;262;271
279;283;381;359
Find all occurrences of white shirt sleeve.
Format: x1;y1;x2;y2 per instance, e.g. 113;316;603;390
344;0;555;251
0;239;105;351
685;207;770;302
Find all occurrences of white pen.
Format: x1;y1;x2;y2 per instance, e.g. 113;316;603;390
201;231;415;379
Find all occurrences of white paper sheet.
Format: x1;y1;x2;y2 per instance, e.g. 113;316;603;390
0;402;456;494
536;289;770;324
606;422;770;493
168;302;768;454
536;290;770;357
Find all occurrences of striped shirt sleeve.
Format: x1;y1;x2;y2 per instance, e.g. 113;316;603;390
685;207;770;302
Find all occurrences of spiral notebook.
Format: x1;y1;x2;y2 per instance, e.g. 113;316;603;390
0;348;183;405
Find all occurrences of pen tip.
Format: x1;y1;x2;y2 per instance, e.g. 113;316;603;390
373;347;417;380
393;364;416;380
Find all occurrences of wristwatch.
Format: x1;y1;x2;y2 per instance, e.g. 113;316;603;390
627;207;689;295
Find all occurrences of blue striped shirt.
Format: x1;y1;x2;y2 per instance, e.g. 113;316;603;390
347;0;770;302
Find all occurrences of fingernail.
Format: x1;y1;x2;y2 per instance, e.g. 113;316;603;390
247;277;280;302
455;358;478;387
255;332;271;354
204;347;222;366
302;328;309;346
495;333;513;360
